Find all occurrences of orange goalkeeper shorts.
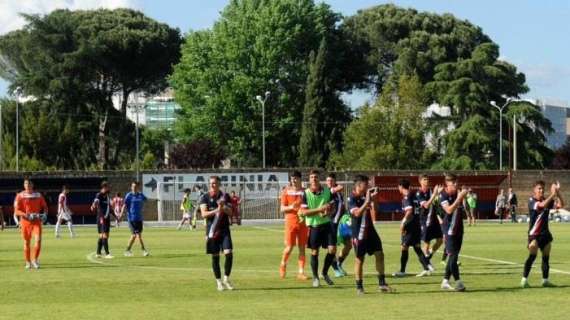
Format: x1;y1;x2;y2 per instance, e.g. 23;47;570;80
284;216;308;247
20;220;42;241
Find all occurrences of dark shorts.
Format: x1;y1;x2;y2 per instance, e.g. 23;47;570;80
401;228;421;247
206;231;233;254
128;221;143;234
97;217;111;234
353;229;383;258
421;222;443;242
446;234;463;255
331;222;339;236
528;233;553;250
308;223;336;250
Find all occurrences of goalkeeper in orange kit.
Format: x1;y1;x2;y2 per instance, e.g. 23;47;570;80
14;179;48;269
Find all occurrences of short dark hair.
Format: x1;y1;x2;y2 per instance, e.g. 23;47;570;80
309;169;320;176
290;170;302;178
183;188;191;193
534;180;545;187
353;175;369;184
115;192;122;197
327;173;337;180
444;173;457;182
399;179;411;189
209;176;221;182
101;181;109;188
419;174;429;181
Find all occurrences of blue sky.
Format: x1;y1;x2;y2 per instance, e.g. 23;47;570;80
1;0;569;106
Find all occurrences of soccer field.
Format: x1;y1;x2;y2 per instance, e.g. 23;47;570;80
1;223;569;320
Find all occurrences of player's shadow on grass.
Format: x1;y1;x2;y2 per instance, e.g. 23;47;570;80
43;263;120;269
153;253;198;259
393;284;570;295
239;284;355;291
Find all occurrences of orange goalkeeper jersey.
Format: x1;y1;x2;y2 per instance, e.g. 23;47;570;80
15;191;48;221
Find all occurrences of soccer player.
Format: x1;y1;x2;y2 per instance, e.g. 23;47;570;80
200;176;234;291
123;181;149;257
230;191;242;225
111;192;124;228
299;169;336;288
325;173;351;278
279;170;309;280
177;188;196;230
394;179;431;278
521;181;564;288
14;179;48;269
439;173;467;291
495;189;507;224
91;181;115;259
507;187;518;223
55;185;76;238
465;188;477;226
349;175;392;295
415;175;443;269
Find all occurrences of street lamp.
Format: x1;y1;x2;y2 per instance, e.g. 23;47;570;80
12;87;22;172
513;113;526;171
128;95;146;182
490;98;515;171
256;91;270;169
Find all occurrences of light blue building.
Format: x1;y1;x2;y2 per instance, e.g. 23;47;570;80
535;99;569;150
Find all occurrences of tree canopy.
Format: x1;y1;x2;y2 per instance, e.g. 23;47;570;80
0;8;182;169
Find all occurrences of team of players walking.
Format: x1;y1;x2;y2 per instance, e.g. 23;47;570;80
9;172;564;294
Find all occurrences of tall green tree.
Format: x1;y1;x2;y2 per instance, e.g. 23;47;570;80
343;4;553;169
330;74;427;170
427;43;551;169
299;39;350;167
0;9;182;169
171;0;353;167
343;4;492;92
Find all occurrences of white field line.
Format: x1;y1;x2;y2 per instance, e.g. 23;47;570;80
459;254;570;276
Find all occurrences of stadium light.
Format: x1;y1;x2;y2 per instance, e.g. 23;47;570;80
513;113;527;171
490;98;514;171
256;91;270;169
128;93;147;182
12;87;22;172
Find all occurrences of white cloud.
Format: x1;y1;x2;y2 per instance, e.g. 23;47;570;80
0;0;139;35
519;63;570;88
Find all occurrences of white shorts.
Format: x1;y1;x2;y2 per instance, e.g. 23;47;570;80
58;212;72;221
182;212;193;219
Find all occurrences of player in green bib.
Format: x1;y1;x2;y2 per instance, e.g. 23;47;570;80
177;189;196;230
299;170;336;288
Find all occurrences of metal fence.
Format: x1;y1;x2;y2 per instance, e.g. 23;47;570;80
156;181;356;222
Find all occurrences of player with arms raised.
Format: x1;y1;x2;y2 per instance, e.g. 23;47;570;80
439;174;467;291
349;175;392;295
521;180;564;288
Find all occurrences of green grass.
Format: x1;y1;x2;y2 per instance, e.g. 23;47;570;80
1;223;569;320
